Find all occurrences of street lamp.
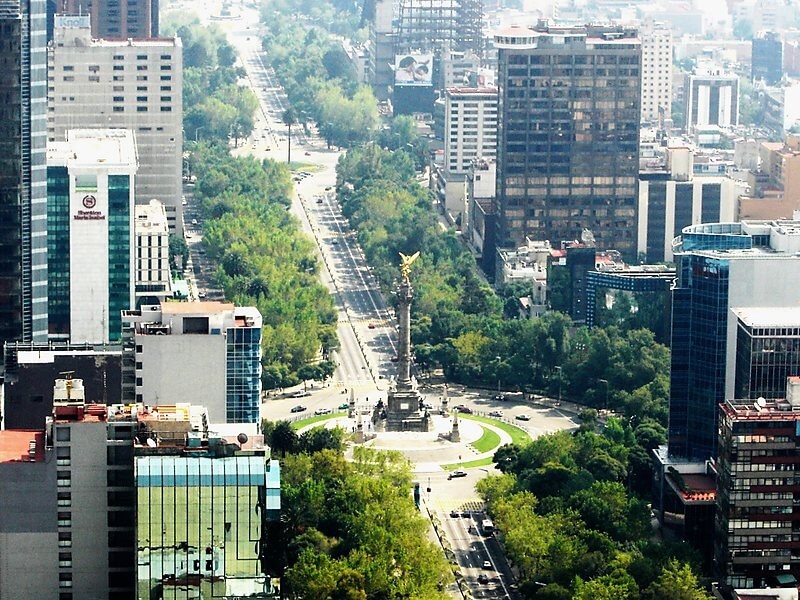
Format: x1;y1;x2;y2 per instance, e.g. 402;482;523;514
597;378;609;410
495;355;502;395
554;366;562;406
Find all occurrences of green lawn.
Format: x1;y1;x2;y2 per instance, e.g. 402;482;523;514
470;426;501;453
290;411;345;430
460;414;532;447
441;456;494;470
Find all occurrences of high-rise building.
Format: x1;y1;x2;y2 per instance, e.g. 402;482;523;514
48;16;183;231
0;376;280;600
444;87;497;176
134;199;173;305
47;129;138;344
752;30;783;85
60;0;159;38
0;0;49;346
121;302;263;424
668;221;800;461
640;19;673;124
684;68;739;131
715;378;800;590
637;145;744;263
492;23;641;277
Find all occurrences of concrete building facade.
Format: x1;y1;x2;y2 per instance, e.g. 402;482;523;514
47;129;137;344
121;302;263;424
640;19;673;124
48;16;183;230
685;69;739;131
492;24;641;276
0;0;49;346
134;199;172;305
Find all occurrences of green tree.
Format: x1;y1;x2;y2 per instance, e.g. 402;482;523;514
270;421;299;456
282;107;298;164
642;560;711;600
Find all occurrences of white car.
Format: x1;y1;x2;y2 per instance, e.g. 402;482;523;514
291;390;311;398
314;407;332;416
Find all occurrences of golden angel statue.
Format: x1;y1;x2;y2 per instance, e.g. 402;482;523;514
399;251;420;284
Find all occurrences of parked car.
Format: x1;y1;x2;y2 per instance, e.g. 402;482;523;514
338;402;349;410
455;405;473;414
488;410;503;418
291;390;311;398
450;510;460;518
477;574;489;584
290;405;306;413
367;323;376;329
314;407;332;416
448;470;467;480
515;413;531;421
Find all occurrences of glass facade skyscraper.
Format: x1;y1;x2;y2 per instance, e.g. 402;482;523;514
491;23;641;277
668;221;800;461
0;0;48;345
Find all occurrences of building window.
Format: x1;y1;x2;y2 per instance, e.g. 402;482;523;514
113;55;124;60
137;85;147;91
160;85;171;91
137;65;147;71
137;96;147;102
137;54;147;60
137;106;148;112
113;65;124;71
160;65;171;71
113;75;124;81
136;75;148;81
88;75;100;82
62;76;74;81
160;75;171;81
160;96;171;102
113;106;124;112
113;96;124;102
160;54;172;60
160;106;172;112
56;427;70;442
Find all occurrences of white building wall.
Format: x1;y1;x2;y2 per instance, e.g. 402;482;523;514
444;89;498;176
640;20;673;123
137;334;227;422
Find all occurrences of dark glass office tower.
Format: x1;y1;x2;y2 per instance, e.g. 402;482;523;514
0;0;48;346
491;23;641;277
668;221;800;461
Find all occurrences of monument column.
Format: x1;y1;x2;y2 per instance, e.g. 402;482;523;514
397;281;413;388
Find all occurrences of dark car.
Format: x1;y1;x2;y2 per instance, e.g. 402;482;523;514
515;413;531;421
455;405;473;414
450;510;460;518
290;405;306;413
477;574;489;584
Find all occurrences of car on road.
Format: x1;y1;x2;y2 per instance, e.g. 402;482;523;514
314;407;332;416
338;402;349;410
304;151;311;156
324;186;332;191
198;292;207;299
477;574;490;584
482;561;493;570
192;219;198;225
390;355;398;362
316;198;324;204
291;390;311;398
455;405;473;414
423;402;433;410
515;413;531;421
449;510;460;518
488;410;503;418
290;405;306;413
367;323;376;329
447;470;467;480
493;393;507;401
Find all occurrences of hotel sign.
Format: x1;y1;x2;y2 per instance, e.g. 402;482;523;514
73;195;105;221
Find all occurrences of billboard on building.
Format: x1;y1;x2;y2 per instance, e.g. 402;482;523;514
394;54;434;87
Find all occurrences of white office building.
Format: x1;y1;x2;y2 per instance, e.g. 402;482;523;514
46;129;137;344
48;15;183;231
134;199;172;305
640;19;673;124
121;302;263;424
684;68;739;131
444;87;498;176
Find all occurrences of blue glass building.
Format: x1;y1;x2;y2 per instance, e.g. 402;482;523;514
668;221;800;460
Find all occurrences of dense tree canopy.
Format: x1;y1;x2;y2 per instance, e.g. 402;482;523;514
190;142;338;388
263;445;450;599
